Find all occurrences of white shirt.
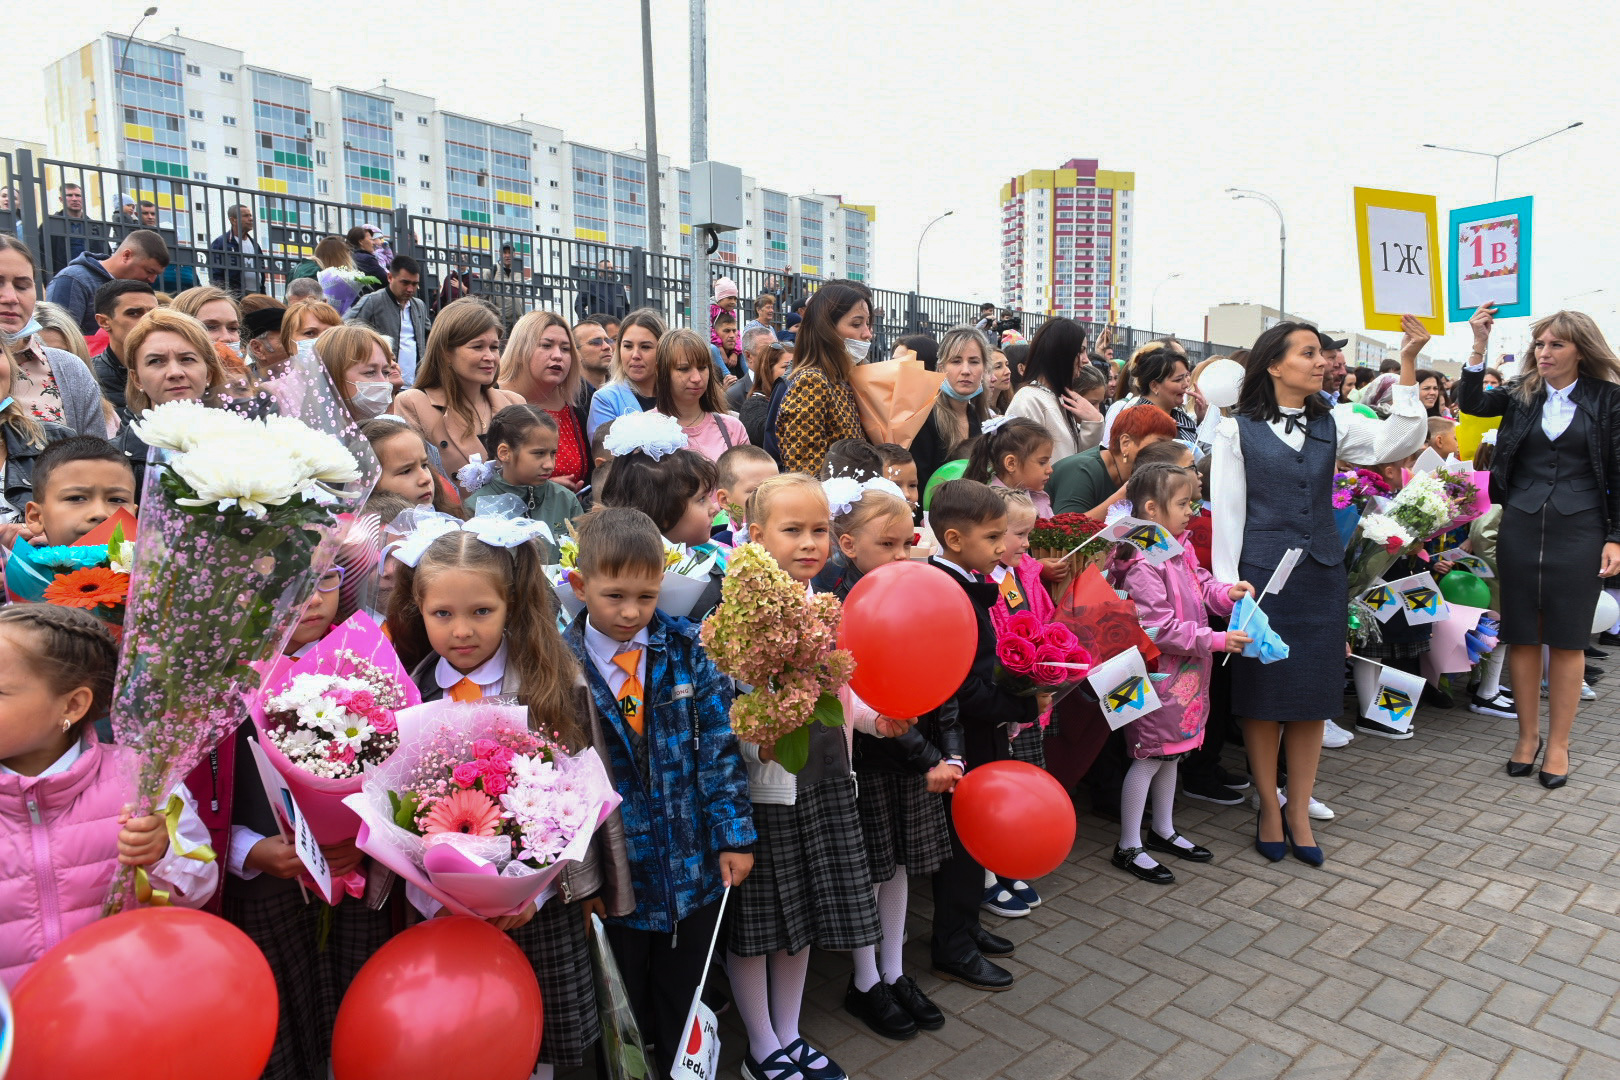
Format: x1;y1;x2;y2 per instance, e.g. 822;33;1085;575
1210;383;1429;584
1544;380;1579;442
582;622;650;701
397;302;418;384
932;554;976;583
435;639;510;699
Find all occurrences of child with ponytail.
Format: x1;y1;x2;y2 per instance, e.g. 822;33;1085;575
461;404;584;537
968;416;1055;516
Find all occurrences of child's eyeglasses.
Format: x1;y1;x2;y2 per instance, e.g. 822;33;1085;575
314;566;347;593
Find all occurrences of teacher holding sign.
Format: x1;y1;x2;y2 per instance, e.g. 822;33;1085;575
1212;318;1429;867
1458;304;1620;790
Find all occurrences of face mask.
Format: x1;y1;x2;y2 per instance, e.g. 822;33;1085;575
0;397;13;413
350;381;394;420
225;340;244;359
296;339;318;359
940;379;985;402
844;338;872;363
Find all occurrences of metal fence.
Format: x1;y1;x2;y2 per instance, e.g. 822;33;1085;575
4;149;1245;361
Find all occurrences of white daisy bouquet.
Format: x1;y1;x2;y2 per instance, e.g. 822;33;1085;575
1387;471;1454;543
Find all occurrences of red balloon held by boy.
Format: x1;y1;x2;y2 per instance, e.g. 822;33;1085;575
839;560;976;719
951;760;1077;879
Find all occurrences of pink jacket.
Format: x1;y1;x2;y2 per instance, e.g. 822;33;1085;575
1;735;217;988
988;555;1059;727
1109;537;1236;759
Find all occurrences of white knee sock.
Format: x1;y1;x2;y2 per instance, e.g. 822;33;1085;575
1479;643;1507;698
1119;758;1162;868
875;868;910;984
1150;759;1191;848
726;951;779;1060
769;948;812;1051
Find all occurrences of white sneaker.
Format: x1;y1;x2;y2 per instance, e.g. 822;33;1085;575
1544;682;1599;701
1252;787;1336;821
1322;719;1354;748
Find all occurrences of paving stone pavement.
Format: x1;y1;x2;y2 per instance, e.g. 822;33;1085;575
571;686;1620;1079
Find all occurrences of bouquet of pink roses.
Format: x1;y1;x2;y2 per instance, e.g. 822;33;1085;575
343;700;621;917
995;610;1093;697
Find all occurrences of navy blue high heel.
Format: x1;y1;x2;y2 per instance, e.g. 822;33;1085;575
1282;818;1324;867
1254;818;1286;862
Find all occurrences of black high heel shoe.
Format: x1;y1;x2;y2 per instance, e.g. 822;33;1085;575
1539;744;1568;789
1506;737;1543;778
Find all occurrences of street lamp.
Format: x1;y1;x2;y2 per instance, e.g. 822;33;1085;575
915;210;953;295
1226;188;1286;318
116;7;158;172
1150;272;1182;336
1422;122;1582;200
119;7;158;75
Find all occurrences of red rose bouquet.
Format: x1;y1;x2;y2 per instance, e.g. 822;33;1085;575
994;610;1093;697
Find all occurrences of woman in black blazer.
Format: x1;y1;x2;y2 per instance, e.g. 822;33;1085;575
1457;304;1620;789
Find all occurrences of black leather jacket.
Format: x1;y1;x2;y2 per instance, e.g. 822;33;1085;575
1457;366;1620;543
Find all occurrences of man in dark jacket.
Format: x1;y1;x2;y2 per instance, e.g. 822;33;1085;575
209;204;261;295
344;255;428;383
45;230;169;335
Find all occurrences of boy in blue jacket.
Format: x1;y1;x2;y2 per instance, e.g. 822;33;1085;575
564;505;756;1071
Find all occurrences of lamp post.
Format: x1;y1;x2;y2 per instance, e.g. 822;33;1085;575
1150;272;1182;336
116;7;158;172
1422;122;1582;200
915;209;953;296
1226;188;1286;319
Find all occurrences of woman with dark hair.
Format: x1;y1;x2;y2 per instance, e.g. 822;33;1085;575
908;325;990;491
1102;342;1202;448
344;225;390;288
1459;304;1620;788
770;280;874;473
1211;317;1427;867
1415;368;1450;418
1003;316;1102;458
893;333;939;371
740;338;791;448
1004;342;1031;388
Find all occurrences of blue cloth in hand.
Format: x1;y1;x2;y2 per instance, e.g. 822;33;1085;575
1232;594;1290;664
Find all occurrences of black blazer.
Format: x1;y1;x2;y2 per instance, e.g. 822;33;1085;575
1458;366;1620;543
911;405;983;495
924;556;1038;768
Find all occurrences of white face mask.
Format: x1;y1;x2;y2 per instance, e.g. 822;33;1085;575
296;338;318;359
844;337;872;363
350;381;394;419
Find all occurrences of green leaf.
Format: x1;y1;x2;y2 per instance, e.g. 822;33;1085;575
392;790;420;830
811;690;844;727
772;725;811;774
621;1045;649;1079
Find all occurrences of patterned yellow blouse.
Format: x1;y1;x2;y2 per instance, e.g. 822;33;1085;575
775;366;866;474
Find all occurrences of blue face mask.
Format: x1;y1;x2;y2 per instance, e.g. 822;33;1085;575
0;397;14;413
940;380;985;402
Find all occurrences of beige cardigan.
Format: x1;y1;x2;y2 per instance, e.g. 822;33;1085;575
391;384;524;481
1004;382;1103;459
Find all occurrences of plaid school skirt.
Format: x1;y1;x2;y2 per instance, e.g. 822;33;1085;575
1008;722;1048;768
729;776;882;957
223;887;328;1080
512;896;600;1067
856;770;952;881
314;894;396;1045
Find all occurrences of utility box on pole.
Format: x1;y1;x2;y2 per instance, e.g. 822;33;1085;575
689;161;743;232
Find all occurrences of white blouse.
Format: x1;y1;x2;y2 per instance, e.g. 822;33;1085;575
1211;384;1428;583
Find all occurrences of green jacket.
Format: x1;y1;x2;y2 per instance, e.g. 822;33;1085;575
291;258;319;281
467;474;583;556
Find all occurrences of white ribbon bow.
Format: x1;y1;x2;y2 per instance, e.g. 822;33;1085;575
382;496;555;568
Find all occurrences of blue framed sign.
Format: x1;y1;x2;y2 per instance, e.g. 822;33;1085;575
1448;196;1533;321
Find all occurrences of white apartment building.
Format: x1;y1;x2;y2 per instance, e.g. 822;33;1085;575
999;158;1134;324
41;32;873;281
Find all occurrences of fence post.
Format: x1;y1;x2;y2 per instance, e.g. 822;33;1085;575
907;290;920;336
629;245;648;312
392;205;414;259
15;150;42;283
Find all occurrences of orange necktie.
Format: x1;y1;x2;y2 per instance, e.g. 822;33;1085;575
998;572;1025;610
613;650;645;735
448;677;482;703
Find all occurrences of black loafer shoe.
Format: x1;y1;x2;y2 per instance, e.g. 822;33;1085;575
843;976;917;1041
931;952;1013;991
889;974;945;1030
968;925;1014;957
1587;645;1610;659
1145;831;1214;862
1112;845;1175;884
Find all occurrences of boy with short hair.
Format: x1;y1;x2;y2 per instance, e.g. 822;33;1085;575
925;479;1043;993
23;435;136;546
563;505;755;1074
1427;416;1459;460
874;444;920;513
713;444;778;544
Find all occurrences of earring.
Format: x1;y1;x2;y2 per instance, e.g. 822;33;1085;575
60;718;72;733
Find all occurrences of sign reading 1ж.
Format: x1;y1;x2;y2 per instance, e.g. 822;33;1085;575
1353;187;1446;336
1448;196;1533;322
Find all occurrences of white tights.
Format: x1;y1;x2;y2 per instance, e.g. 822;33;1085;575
727;947;813;1062
851;867;909;990
1118;757;1191;868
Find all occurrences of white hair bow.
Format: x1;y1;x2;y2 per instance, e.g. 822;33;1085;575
382;495;555;567
980;415;1010;435
1480;428;1498;446
456;453;500;491
602;410;688;460
821;475;907;517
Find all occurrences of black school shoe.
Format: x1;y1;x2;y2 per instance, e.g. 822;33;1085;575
968;924;1015;957
1182;775;1246;805
1145;830;1214;862
889;975;946;1030
932;951;1013;991
843;977;917;1041
1112;845;1175;884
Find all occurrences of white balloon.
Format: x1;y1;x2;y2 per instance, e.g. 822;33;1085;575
1197;358;1245;410
1592;590;1619;635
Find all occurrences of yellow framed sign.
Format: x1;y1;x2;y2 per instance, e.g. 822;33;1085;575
1353;187;1446;335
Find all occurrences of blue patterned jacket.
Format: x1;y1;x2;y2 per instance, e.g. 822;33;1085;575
565;610;756;932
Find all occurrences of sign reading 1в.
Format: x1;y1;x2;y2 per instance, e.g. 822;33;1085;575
1448;196;1533;322
1353;187;1446;336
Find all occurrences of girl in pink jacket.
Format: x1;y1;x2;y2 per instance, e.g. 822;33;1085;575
0;604;217;988
1107;464;1253;886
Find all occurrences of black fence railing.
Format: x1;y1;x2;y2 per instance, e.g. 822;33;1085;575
6;149;1245;359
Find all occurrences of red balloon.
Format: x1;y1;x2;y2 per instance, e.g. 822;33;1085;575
841;560;976;718
10;907;277;1080
332;916;542;1080
952;760;1077;879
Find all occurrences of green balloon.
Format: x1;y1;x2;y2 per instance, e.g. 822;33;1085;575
923;459;970;510
1438;570;1491;609
1350;403;1378;419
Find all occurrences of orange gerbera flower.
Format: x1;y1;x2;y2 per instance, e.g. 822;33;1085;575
43;566;130;610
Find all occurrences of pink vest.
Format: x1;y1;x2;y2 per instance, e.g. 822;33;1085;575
0;737;136;988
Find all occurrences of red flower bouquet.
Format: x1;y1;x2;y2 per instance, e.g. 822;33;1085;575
1027;513;1106;562
994;610;1093;697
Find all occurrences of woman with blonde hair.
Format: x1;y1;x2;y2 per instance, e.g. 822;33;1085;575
314;324;394;422
909;325;989;489
170;285;249;381
390;297;522;481
114;308;231;490
0;336;71;540
1460;304;1620;790
290;235;356;282
279;298;344;358
498;310;591;489
653;328;749;461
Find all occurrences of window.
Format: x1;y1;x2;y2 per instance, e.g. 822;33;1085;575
549;179;559;188
314;121;326;138
421;205;431;214
316;150;328;165
550;203;559;212
397;149;405;158
226;176;239;186
418;153;429;163
191;139;206;150
551;227;560;235
224;146;238;157
548;145;558;155
222;115;237;126
188;108;204;120
318;179;330;194
397;175;406;184
419;180;430;189
219;72;234;83
194;171;207;181
186;63;202;75
395;111;404;120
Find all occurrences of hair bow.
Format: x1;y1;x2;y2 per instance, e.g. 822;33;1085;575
602;410;688;461
456;454;500;491
382;496;555;568
1480;428;1498;446
821;475;907;518
980;415;1010;435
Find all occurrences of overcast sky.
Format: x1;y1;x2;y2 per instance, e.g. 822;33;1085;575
10;0;1618;361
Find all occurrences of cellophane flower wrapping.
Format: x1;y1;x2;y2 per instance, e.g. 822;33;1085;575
994;610;1094;696
343;701;622;918
105;351;379;913
250;611;420;846
699;543;854;751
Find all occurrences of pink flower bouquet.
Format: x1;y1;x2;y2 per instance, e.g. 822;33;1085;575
343;700;621;917
994;611;1093;698
249;612;420;846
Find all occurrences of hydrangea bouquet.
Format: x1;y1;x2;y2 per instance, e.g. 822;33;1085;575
699;543;854;772
343;701;621;917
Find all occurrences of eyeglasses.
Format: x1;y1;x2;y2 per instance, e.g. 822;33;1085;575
314;566;347;593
